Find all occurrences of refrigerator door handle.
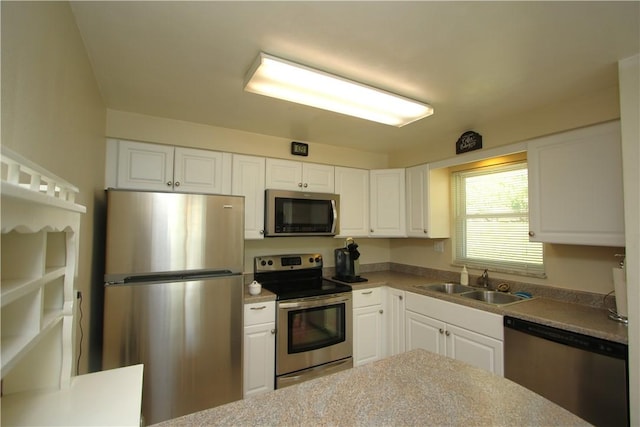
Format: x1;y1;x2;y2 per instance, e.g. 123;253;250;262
105;270;238;285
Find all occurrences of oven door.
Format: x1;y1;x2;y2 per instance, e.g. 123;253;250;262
276;293;352;376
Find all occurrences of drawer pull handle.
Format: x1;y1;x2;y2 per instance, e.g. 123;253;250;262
250;306;267;310
362;291;373;295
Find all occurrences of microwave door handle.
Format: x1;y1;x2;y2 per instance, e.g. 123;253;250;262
331;199;338;234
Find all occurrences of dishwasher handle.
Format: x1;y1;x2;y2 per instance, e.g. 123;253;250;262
504;316;627;360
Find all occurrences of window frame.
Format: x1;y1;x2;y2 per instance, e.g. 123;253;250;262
452;159;545;278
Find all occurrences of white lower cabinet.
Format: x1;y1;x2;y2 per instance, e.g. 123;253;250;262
353;288;386;367
243;301;275;398
404;291;504;376
386;288;405;356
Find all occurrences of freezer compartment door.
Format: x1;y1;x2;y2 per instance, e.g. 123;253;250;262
105;190;244;279
102;276;243;425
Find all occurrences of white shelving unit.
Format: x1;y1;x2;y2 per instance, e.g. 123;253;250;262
1;147;143;426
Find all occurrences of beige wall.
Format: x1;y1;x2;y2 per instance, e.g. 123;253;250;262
105;109;392;271
107;98;625;294
1;2;106;373
618;53;639;426
389;85;620;167
245;238;390;275
390;239;624;294
1;0;627;378
106;109;388;169
387;84;623;295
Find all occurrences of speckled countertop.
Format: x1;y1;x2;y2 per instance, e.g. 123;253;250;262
243;270;628;344
348;271;628;344
152;349;588;427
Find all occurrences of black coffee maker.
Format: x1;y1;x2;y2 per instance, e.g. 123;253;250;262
333;238;368;283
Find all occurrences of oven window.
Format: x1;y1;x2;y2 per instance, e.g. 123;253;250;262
287;303;345;353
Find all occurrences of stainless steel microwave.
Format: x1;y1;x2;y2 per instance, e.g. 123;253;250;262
264;189;339;237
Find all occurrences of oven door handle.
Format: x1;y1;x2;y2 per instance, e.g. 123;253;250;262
279;296;350;310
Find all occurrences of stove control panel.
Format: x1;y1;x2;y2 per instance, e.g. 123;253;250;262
254;253;323;272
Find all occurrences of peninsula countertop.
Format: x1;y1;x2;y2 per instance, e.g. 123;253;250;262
152;349;588;427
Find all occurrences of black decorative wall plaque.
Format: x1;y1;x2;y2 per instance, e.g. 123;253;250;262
456;131;482;154
291;141;309;156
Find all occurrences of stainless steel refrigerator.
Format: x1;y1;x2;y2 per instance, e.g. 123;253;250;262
102;189;244;425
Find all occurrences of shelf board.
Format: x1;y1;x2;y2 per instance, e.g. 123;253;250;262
1;182;86;214
1;267;66;307
1;315;64;376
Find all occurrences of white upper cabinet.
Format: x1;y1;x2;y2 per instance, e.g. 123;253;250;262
265;158;334;193
232;154;266;239
334;166;369;237
406;164;450;238
528;121;624;246
370;169;406;237
173;146;232;194
107;139;232;194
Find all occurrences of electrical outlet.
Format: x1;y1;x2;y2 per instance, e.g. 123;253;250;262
433;241;445;253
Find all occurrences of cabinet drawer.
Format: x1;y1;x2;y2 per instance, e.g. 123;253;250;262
244;302;275;326
353;287;383;308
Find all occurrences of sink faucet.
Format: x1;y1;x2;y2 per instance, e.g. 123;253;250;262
477;269;489;288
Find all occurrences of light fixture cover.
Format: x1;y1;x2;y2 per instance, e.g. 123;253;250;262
244;52;433;127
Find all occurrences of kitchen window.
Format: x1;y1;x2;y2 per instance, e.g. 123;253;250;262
452;160;545;277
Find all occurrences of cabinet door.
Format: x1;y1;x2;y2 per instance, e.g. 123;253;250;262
302;163;335;193
173;147;231;194
232;155;266;239
116;141;174;191
386;288;405;356
265;158;302;191
369;169;406;237
353;305;385;367
243;322;275;397
405;310;445;355
528;121;624;246
335;167;369;237
446;324;504;376
406;164;450;238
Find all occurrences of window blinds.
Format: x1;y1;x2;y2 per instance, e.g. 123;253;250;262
453;161;545;277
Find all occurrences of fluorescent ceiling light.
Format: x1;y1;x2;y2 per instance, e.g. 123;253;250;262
244;52;434;127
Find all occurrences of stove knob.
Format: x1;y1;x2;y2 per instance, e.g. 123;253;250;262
267;260;273;266
309;257;314;264
315;256;322;263
260;260;266;266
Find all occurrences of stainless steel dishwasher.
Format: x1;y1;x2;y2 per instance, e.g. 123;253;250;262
504;316;628;427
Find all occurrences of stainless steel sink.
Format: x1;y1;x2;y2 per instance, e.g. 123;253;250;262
459;290;527;306
416;282;474;294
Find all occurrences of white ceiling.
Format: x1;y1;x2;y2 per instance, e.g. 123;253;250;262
70;1;639;154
